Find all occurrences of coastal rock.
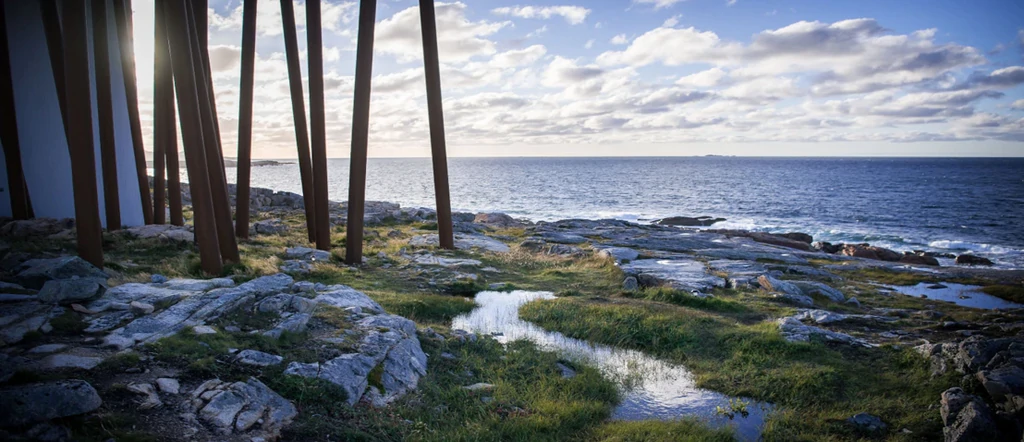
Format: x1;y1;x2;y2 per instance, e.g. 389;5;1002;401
410;233;510;253
597;247;639;262
235;350;285;367
839;244;902;262
941;387;999;442
0;218;74;237
0;380;102;427
812;241;842;254
191;377;297;439
791;281;845;302
284;247;331;262
756;275;802;297
474;213;520;228
518;239;546;253
252;219;287;235
38;278;105;304
540;232;588;244
780;232;813;244
955;255;994;266
622;259;725;293
123;224;194;243
847;413;887;434
899;253;940;266
704;229;814;252
548;244;584;256
656;216;725;227
777;317;867;346
16;256;108;290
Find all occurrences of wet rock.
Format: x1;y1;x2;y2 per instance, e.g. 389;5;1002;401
941;387;999;442
38;278;105;304
156;378;180;394
622;276;639;291
191;378;297;439
847;413;887;434
656;216;725;227
597;247;639;262
474;213;520;228
284;247;331;262
235;350;284;367
128;383;163;410
899;253;940;266
16;257;108;290
955;255;994;266
812;241;842;254
839;244;902;262
0;380;102;427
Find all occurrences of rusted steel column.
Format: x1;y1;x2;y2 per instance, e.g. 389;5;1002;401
152;1;170;225
346;0;377;265
162;0;222;274
418;0;454;250
234;0;258;238
0;2;32;220
93;0;122;231
62;0;105;268
185;1;238;263
280;0;318;244
113;0;153;225
40;0;69;143
166;125;184;226
306;0;331;251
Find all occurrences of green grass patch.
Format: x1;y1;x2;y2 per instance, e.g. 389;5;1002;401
592;419;734;442
981;285;1024;304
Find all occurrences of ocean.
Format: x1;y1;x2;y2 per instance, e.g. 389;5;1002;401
208;157;1023;268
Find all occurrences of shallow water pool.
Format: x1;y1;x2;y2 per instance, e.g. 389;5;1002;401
889;283;1024;310
451;291;771;441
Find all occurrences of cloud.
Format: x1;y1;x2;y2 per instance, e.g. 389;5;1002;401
492;5;591;25
208;45;241;72
961;66;1024;89
376;2;510;63
675;68;726;87
663;15;681;27
633;0;686;10
491;45;548;68
209;1;357;36
584;39;595;49
611;34;629;45
1012;99;1024;110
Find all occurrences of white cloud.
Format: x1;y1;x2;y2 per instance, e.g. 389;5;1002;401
633;0;686;9
1012;99;1024;110
610;34;630;45
376;2;510;63
492;5;591;25
676;68;727;87
585;39;595;49
491;45;548;68
663;15;681;27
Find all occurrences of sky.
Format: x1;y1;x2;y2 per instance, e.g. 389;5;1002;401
131;0;1024;158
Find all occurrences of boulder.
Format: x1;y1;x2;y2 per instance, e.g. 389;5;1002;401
547;244;584;256
976;365;1024;410
703;229;813;251
156;378;180;394
757;275;803;297
127;382;163;410
941;387;999;442
284;247;331;262
0;380;102;427
0;218;74;237
16;256;108;290
839;244;902;262
846;413;887;434
191;378;297;438
279;260;312;275
597;247;639;262
899;253;940;266
622;277;639;291
313;286;385;314
410;233;510;253
956;255;994;266
812;241;842;254
473;213;520;228
780;232;813;244
518;239;546;253
777;317;867;346
235;350;285;367
540;232;588;244
37;278;105;304
623;259;725;293
123;224;194;243
656;216;725;227
251;219;286;235
791;281;845;302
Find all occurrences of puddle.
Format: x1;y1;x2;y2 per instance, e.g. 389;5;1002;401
889;283;1024;310
451;291;771;441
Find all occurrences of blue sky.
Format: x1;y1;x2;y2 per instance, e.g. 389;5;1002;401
132;0;1024;157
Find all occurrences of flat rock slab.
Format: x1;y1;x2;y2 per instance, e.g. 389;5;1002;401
191;378;296;438
313;286;385;314
0;380;102;427
235;350;284;367
38;354;104;370
621;259;725;293
16;257;108;290
777;317;869;346
404;252;482;268
410;234;511;253
284;247;331;262
596;247;640;262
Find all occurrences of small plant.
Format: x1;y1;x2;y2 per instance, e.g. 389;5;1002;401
715;398;750;419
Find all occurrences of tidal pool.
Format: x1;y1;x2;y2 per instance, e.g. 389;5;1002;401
889;283;1024;310
451;291;771;441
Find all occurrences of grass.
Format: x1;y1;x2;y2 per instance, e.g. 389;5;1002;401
520;296;959;441
981;285;1024;304
591;420;734;442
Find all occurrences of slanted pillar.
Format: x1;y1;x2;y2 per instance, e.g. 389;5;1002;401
306;0;331;251
418;0;454;250
345;0;377;265
234;0;258;238
113;0;153;225
62;0;105;267
280;0;318;244
0;2;32;220
93;0;122;230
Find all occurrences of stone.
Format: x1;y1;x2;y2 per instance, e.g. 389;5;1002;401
703;229;814;251
264;314;311;338
284;247;331;262
156;378;180;394
780;232;813;244
518;239;546;252
151;274;168;284
556;363;577;379
845;297;861;307
235;350;285;367
812;241;843;254
313;286;385;314
162;278;235;291
899;254;940;266
252;219;287;235
540;232;588;244
37;278;105;304
622;276;639;291
404;252;482;268
955;254;994;266
791;280;845;302
28;344;67;354
128;382;163;409
548;244;584;256
124;224;194;243
976;365;1024;407
757;275;803;297
0;218;74;237
941;387;998;442
773;292;815;307
0;380;102;427
487;283;513;291
16;257;108;290
0;281;31;292
236;274;294;295
0;294;35;302
839;244;902;262
410;233;511;253
279;260;312;274
463;383;496;392
622;258;725;293
847;413;887;434
777;317;868;346
597;247;640;262
130;301;155;315
473;213;520;228
38;354;103;370
656;216;725;227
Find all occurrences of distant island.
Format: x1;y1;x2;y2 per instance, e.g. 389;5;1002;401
146;159;292;168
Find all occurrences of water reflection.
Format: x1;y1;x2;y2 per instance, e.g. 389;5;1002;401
889;283;1024;310
451;291;772;441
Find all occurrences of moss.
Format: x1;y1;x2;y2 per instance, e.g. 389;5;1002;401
592;419;734;442
49;311;87;335
95;352;142;374
447;279;485;297
367;362;386;394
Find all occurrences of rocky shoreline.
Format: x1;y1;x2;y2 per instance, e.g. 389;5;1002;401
1;187;1023;440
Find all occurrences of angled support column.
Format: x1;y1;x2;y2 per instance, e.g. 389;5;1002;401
152;1;170;224
0;2;32;220
418;0;454;250
346;0;377;265
62;0;105;268
162;0;222;274
113;0;153;225
280;0;318;244
93;0;122;230
306;0;331;251
234;0;258;238
40;0;68;143
186;0;238;263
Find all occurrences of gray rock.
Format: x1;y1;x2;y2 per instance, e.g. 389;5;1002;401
84;310;134;333
17;257;108;289
264;314;311;338
847;413;887;434
0;380;102;427
127;382;163;409
540;232;588;244
845;297;861;307
463;383;495;392
38;354;103;370
791;281;845;302
313;286;384;314
28;344;68;354
518;239;547;252
473;213;520;228
124;224;194;243
279;260;312;274
192;378;296;439
235;350;285;367
976;365;1024;409
556;363;577;379
597;247;639;262
757;275;803;297
941;387;998;442
622;276;639;291
284;247;331;262
0;294;35;303
622;258;725;293
163;278;235;291
410;234;511;253
252;219;287;235
404;252;482;268
777;317;868;346
156;378;180;394
193;325;218;335
38;278;105;304
236;273;294;295
151;274;168;283
130;301;155;315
